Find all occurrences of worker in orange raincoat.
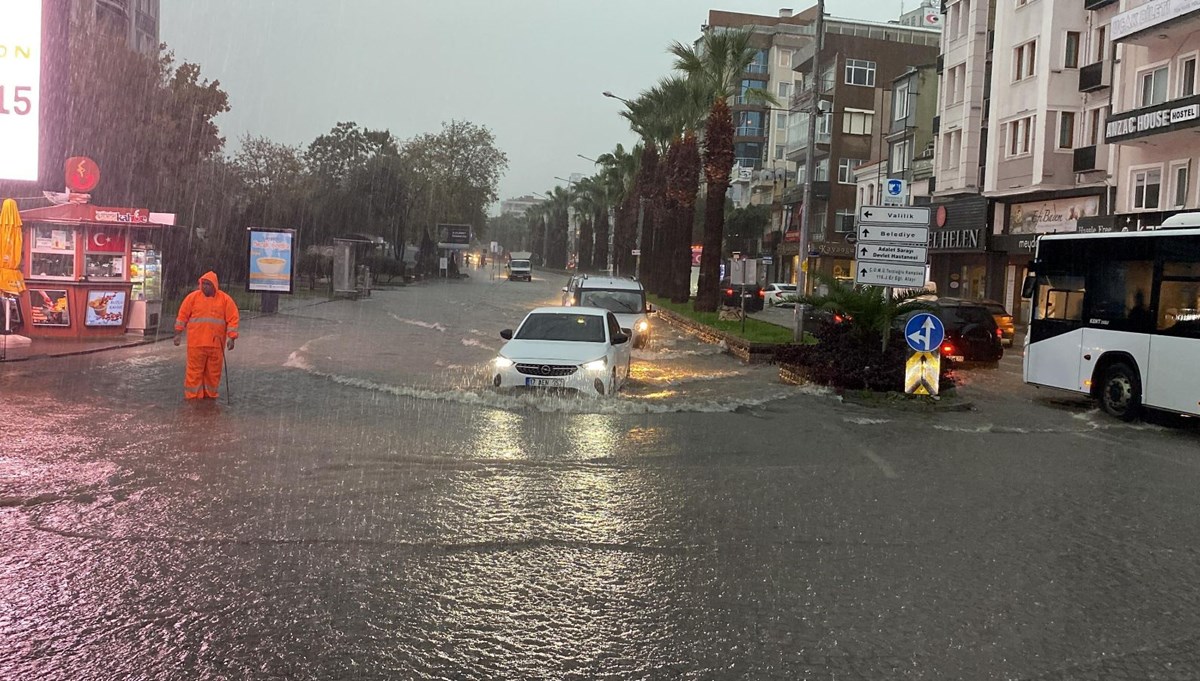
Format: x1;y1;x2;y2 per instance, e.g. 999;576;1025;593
173;271;239;400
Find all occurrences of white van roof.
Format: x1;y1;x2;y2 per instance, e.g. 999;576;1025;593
1161;212;1200;229
575;276;644;292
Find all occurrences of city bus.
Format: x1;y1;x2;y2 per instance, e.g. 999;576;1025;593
1023;223;1200;420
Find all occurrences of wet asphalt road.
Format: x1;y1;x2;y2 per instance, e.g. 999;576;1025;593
2;270;1200;680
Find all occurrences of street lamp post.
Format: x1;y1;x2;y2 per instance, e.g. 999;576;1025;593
554;176;578;270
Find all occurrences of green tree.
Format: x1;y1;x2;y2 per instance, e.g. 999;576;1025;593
724;204;771;257
670;28;776;311
402;120;509;236
797;274;935;351
597;144;640;276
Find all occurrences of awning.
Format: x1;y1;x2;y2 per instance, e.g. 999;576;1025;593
18;203;175;227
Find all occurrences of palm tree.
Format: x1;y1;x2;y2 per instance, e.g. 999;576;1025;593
572;176;598;272
796;274;936;351
544;185;572;269
597;143;640;276
526;201;548;265
670;28;776;312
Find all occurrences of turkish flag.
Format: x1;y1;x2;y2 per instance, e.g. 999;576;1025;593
87;227;127;253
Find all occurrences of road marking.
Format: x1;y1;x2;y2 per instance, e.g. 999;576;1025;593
861;447;899;479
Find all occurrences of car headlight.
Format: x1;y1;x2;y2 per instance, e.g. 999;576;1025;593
582;358;607;372
636;320;649;332
494;356;514;368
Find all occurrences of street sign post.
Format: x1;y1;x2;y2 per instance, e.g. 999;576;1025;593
856;262;927;287
856;224;929;245
857;206;931;226
856;243;928;265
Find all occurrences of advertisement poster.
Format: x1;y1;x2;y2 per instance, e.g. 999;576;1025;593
29;288;69;327
437;224;472;250
85;290;126;327
0;1;42;182
1009;196;1100;234
247;228;295;293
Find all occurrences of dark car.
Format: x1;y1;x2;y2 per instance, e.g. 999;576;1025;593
720;279;764;312
899;298;1004;364
979;299;1015;346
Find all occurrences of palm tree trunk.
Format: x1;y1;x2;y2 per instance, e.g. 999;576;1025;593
695;98;734;312
669;133;700;304
593;205;609;273
578;214;593;272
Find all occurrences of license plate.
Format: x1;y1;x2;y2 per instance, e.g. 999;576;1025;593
949;355;965;362
526;377;565;387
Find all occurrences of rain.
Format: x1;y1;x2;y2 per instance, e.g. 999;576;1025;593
4;2;1200;680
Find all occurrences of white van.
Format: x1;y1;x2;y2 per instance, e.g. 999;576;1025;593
564;276;653;348
507;259;532;281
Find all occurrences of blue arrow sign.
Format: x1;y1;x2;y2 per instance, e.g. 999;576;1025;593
904;312;945;353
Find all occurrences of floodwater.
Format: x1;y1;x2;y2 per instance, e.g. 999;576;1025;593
4;271;1200;680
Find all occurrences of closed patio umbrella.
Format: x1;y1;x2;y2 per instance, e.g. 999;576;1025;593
0;198;25;296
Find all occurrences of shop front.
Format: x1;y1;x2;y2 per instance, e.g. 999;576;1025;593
14;203;171;341
927;197;1004;303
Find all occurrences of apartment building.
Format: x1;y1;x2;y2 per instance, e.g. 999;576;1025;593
72;0;160;55
782;17;940;285
1102;0;1200;230
982;0;1106;314
703;8;815;212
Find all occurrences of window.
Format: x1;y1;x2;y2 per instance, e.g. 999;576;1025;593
1058;111;1075;150
1065;31;1080;69
947;2;961;40
1180;55;1197;98
845;59;876;87
748;48;769;74
960;0;971;37
842;109;874;135
778;49;793;68
893;81;910;121
889;140;910;173
943;130;961;170
1173;162;1190;209
1035;275;1086;321
1086;259;1155;330
30;226;76;280
85;230;127;281
1007;116;1033;157
775;144;786;161
1013;41;1036;81
1158;261;1200;336
816;158;829;182
835;210;856;232
1093;25;1106;64
776;112;787;130
1140;66;1169;107
954;65;966;103
1087;108;1102;146
838;158;863;184
778;81;792;99
1132;167;1162;210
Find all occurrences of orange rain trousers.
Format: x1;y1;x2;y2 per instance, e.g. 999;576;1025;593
185;346;224;400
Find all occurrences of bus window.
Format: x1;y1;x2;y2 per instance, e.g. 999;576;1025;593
1158;276;1200;338
1035;274;1085;321
1085;260;1154;327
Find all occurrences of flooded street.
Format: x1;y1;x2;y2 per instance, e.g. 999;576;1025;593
4;272;1200;679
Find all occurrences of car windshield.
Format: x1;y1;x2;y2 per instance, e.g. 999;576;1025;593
939;305;996;330
579;289;643;314
515;313;606;342
777;285;797;291
510;260;530;268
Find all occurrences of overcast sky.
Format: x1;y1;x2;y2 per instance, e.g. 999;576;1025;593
162;1;907;213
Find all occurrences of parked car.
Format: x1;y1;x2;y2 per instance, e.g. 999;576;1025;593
560;274;584;305
763;282;798;307
898;297;1004;364
507;258;532;281
979;299;1016;346
492;307;632;396
720;280;765;312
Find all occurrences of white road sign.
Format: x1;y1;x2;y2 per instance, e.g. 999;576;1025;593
858;206;931;226
857;224;929;245
857;243;928;264
855;262;927;288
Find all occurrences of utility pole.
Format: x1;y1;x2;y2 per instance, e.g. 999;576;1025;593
795;0;824;343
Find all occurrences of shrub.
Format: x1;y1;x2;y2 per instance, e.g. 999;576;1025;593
776;322;953;392
298;252;333;290
364;254;405;283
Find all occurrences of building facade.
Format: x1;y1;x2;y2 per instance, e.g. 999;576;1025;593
784;17;941;285
500;195;543;218
72;0;160;55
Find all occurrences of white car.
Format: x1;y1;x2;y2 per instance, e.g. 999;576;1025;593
562;276;654;349
763;282;798;307
492;307;632;396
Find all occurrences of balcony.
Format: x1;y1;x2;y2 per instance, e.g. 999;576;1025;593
1079;61;1109;92
745;63;769;75
735;125;766;138
792;127;832;149
1084;0;1117;8
734;95;769;107
735;157;763;170
1106;92;1200;144
1073;145;1099;173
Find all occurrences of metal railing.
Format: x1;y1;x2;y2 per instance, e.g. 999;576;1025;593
735;125;766;137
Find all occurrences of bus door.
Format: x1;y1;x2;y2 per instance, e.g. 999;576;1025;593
1145;263;1200;415
1026;273;1087;391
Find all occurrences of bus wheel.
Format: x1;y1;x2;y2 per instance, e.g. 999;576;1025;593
1100;363;1142;422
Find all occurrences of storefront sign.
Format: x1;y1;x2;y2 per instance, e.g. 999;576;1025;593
29;288;69;326
1111;0;1200;40
929;228;984;251
86;227;126;253
65;157;101;193
691;244;702;266
817;242;856;257
91;207;149;224
247;228;295;293
991;234;1040;254
84;290;126;327
1105;98;1200;143
0;1;42;182
784;230;801;243
1009;196;1100;234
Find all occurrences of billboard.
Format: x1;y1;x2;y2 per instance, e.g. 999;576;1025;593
247;228;295;293
437;223;472;251
0;1;42;181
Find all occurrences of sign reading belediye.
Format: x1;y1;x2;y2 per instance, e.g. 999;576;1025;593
247;228;295;294
0;1;42;182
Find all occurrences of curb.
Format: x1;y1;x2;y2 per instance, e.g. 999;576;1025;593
779;362;972;412
655;308;786;364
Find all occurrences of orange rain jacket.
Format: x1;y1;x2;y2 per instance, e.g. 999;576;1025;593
175;271;240;348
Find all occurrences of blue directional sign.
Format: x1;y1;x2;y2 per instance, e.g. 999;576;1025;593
904;312;945;353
